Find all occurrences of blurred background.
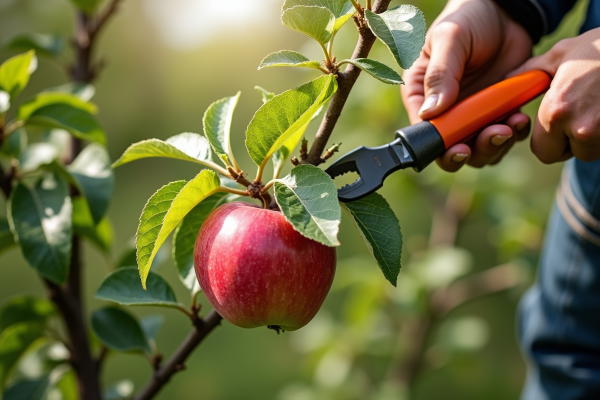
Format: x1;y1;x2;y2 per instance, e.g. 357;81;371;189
0;0;587;399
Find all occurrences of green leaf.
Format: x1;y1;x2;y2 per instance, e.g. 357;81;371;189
271;104;323;179
136;170;221;288
3;376;49;400
18;143;59;174
364;5;426;70
112;133;213;169
91;307;150;353
0;51;36;99
0;90;9;114
172;192;228;293
0;217;16;255
72;197;112;253
104;380;135;400
18;93;97;120
258;50;321;70
0;323;45;393
8;174;72;284
246;75;337;167
254;86;275;103
43;82;95;102
341;58;403;85
19;93;104;144
282;0;355;34
274;165;341;246
5;32;64;57
281;6;335;45
68;143;113;224
54;369;77;400
95;267;181;308
140;316;164;342
69;0;102;14
203;92;240;166
0;297;54;333
342;193;402;286
1;128;27;157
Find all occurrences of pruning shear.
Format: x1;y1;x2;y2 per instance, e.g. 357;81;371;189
325;70;552;202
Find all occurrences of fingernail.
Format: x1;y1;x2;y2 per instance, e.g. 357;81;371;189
451;153;468;163
515;121;528;132
419;94;439;114
491;135;510;147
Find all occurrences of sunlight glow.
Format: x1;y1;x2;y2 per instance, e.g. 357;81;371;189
143;0;280;50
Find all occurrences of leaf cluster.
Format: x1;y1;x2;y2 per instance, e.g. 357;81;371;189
0;51;112;284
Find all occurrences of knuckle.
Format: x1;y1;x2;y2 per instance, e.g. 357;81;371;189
544;97;571;129
571;124;598;145
432;21;463;41
424;66;448;89
551;39;572;57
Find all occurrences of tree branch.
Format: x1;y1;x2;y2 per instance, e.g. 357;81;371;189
0;163;13;198
41;3;126;399
305;0;392;165
90;0;123;38
44;266;103;400
430;263;524;316
133;311;223;400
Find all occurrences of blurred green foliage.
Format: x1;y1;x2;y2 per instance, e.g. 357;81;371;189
0;0;588;399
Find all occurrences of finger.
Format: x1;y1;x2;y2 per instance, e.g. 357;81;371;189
401;55;429;124
418;22;469;120
435;143;471;172
467;124;513;168
530;89;570;164
504;112;531;140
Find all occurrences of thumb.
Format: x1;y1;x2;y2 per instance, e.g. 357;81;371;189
418;24;468;120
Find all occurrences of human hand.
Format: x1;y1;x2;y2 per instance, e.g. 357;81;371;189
509;28;600;163
401;0;533;171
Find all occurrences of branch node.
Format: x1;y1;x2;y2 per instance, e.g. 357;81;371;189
291;157;300;166
321;143;342;163
227;166;253;187
174;364;186;372
152;354;163;371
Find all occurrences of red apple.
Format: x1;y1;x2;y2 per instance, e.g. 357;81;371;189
194;201;336;333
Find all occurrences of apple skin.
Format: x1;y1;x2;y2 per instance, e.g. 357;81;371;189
194;201;336;332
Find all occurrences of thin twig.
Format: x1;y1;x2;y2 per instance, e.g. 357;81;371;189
430;263;524;316
90;0;123;38
133;311;223;400
305;0;391;165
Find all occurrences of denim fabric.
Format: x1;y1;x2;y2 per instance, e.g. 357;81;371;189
519;158;600;400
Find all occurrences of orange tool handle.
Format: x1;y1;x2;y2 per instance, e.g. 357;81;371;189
429;70;551;149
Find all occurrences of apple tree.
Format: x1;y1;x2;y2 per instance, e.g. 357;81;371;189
0;0;447;399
